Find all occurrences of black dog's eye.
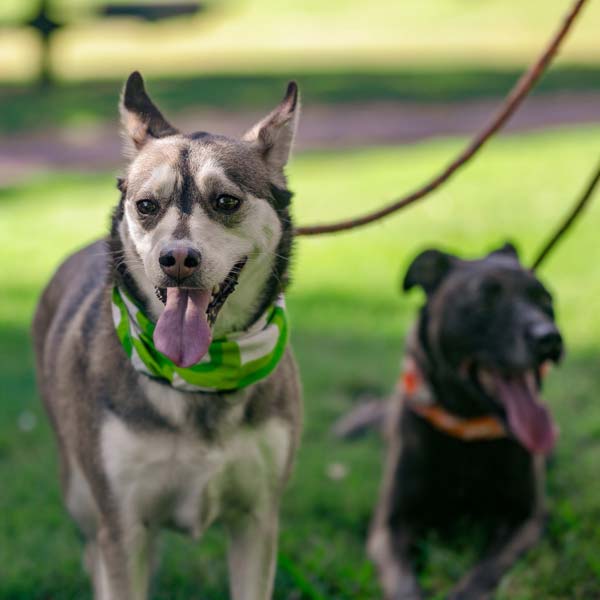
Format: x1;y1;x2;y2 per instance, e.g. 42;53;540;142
481;279;502;300
533;289;554;316
527;283;553;311
136;199;159;215
214;195;242;214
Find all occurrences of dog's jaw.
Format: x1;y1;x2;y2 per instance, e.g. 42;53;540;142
211;251;278;337
153;257;248;325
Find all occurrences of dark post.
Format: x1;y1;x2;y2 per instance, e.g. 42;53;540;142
26;1;203;87
28;0;62;87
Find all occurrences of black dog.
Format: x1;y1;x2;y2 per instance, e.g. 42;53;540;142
367;244;563;600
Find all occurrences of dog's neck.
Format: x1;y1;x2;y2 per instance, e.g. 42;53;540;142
413;307;493;418
108;195;294;337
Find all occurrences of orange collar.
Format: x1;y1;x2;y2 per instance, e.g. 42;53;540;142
399;357;507;441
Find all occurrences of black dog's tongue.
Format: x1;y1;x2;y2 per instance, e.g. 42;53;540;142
494;372;558;455
153;288;212;368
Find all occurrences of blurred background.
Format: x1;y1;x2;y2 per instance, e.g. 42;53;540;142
1;1;600;598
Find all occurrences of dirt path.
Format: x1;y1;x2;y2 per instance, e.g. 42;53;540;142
1;92;599;185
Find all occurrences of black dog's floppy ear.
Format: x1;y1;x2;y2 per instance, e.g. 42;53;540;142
403;249;458;295
488;241;520;261
243;81;300;173
119;71;178;156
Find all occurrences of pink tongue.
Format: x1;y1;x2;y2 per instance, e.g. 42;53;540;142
153;288;212;368
494;373;558;455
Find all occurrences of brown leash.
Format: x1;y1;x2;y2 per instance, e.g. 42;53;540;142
295;0;590;237
531;159;600;271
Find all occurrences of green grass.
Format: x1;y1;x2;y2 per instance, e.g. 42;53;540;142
1;125;600;598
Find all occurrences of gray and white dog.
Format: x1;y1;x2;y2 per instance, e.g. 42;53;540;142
32;72;302;600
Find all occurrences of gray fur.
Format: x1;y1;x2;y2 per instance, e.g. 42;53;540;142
32;73;302;600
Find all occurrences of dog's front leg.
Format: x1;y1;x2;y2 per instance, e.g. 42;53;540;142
369;524;422;600
88;521;156;600
448;457;546;600
447;513;544;600
368;415;423;600
226;510;279;600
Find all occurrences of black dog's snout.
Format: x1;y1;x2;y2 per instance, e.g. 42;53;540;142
159;246;201;282
527;322;563;362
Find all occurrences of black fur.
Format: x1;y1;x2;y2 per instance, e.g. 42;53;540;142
370;244;563;600
248;195;294;328
123;71;178;141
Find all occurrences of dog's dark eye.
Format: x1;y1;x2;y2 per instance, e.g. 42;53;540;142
481;279;502;301
532;289;554;316
136;199;159;215
214;195;242;214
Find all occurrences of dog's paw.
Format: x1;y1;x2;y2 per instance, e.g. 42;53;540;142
387;578;424;600
447;576;495;600
447;590;491;600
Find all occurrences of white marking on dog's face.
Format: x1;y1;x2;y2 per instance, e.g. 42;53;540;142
143;163;179;198
191;156;222;190
126;205;179;264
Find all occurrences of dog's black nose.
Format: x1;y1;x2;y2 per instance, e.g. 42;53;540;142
527;322;563;362
159;246;201;282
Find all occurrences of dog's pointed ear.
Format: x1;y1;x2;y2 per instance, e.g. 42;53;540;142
243;81;299;172
119;71;178;156
403;249;459;295
488;242;520;261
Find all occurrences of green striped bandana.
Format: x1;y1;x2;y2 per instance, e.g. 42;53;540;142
111;286;289;392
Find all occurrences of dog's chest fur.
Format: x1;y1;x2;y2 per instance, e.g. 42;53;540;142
73;378;292;537
398;408;535;523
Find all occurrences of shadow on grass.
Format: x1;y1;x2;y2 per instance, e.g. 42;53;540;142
2;64;600;134
1;315;599;599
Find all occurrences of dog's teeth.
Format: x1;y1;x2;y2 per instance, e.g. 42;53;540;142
212;285;219;295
